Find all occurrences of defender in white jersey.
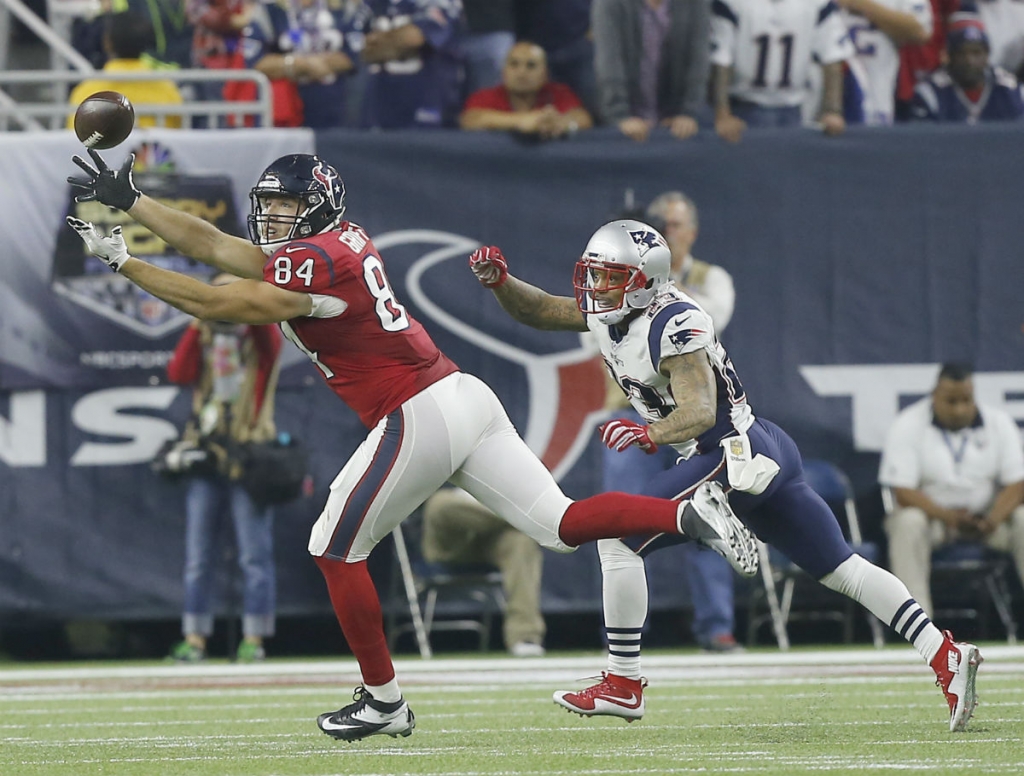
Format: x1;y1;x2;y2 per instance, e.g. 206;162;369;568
470;220;984;733
711;0;854;140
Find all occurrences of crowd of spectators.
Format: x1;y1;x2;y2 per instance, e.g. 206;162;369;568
64;1;1024;134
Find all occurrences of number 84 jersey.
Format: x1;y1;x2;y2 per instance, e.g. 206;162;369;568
590;285;754;460
264;222;458;428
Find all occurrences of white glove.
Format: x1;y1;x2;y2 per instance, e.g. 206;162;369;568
66;216;131;272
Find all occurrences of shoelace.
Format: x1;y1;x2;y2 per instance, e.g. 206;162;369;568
572;673;618;699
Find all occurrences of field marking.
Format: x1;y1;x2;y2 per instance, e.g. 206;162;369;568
3;644;1023;685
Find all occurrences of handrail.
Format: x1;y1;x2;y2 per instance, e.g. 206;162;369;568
0;69;274;130
1;0;95;72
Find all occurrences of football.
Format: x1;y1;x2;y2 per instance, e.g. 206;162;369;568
74;91;135;150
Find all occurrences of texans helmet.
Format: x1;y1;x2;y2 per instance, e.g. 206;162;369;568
248;154;346;254
573;219;671;325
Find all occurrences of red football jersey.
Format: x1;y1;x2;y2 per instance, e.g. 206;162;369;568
264;222;459;427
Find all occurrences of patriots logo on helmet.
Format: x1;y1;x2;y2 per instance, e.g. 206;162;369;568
628;229;666;258
312;162;341;208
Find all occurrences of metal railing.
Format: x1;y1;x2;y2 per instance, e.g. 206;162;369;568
0;69;274;131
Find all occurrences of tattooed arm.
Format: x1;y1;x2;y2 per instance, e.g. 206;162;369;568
646;351;717;445
491;275;589;332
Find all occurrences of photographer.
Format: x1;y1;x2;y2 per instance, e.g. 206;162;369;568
165;273;283;662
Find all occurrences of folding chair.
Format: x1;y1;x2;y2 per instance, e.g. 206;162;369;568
386;514;506;658
747;459;886;649
881;488;1018;644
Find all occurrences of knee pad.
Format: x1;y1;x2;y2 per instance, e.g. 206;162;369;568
598;538;643;572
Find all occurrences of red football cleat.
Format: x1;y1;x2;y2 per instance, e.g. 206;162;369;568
553;672;647;721
930;630;983;732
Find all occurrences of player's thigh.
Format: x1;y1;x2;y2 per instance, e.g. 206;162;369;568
448;381;573;553
308;376;490;562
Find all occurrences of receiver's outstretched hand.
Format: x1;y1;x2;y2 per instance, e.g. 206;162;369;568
66;216;131;272
67;149;140;211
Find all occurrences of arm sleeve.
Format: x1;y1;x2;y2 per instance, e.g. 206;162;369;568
878;414;921;489
167;326;203;385
993;412;1024;486
709;0;738;68
592;0;633;122
813;0;855;65
652;303;716;369
679;0;711;118
409;0;460;50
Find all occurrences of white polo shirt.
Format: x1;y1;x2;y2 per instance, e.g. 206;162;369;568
879;397;1024;514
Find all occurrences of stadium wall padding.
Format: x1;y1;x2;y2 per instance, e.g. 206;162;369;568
2;124;1023;620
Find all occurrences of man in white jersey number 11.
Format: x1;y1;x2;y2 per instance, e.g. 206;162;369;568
468;221;982;733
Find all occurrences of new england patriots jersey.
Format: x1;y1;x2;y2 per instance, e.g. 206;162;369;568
264;222;459;428
711;0;854;107
843;0;932;124
589;285;754;459
911;66;1024;123
241;1;368;128
361;0;463;128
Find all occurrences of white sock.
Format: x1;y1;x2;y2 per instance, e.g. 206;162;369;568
820;554;945;663
598;539;647;679
364;677;402;704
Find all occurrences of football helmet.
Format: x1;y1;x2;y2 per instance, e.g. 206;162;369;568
248;154;346;254
573;219;671;324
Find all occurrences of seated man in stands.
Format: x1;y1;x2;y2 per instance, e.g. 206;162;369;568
460;40;593;140
879;362;1024;617
421;488;547;657
67;11;183;129
911;11;1024;122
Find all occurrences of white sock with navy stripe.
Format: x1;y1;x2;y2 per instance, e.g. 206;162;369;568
598;539;647;679
820;554;945;662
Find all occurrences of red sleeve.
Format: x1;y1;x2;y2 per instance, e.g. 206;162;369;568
463;86;511;112
250;324;282;413
166;326;203;385
545;82;584;113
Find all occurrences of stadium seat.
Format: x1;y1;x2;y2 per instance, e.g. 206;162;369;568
881;488;1018;644
747;459;886;650
386;512;506;658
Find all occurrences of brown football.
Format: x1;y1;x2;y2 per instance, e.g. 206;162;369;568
74;91;135;150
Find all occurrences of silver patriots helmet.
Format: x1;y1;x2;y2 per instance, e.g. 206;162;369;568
573;219;671;324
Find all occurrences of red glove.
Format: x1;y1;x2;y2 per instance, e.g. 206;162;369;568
599;419;658;454
469;245;508;288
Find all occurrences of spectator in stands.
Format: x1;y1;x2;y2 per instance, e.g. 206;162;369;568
895;0;961;121
460;41;593;139
187;0;256;124
114;0;195;68
591;0;710;142
422;488;547;657
516;0;598;120
71;0;116;70
67;11;184;129
360;0;464;129
910;12;1024;121
462;0;516;96
601;191;740;652
165;274;283;663
711;0;853;142
879;363;1024;618
242;0;366;129
834;0;932;125
978;0;1024;81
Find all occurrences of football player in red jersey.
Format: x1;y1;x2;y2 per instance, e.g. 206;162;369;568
66;150;759;742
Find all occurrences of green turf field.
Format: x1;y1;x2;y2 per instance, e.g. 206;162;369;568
2;645;1022;776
